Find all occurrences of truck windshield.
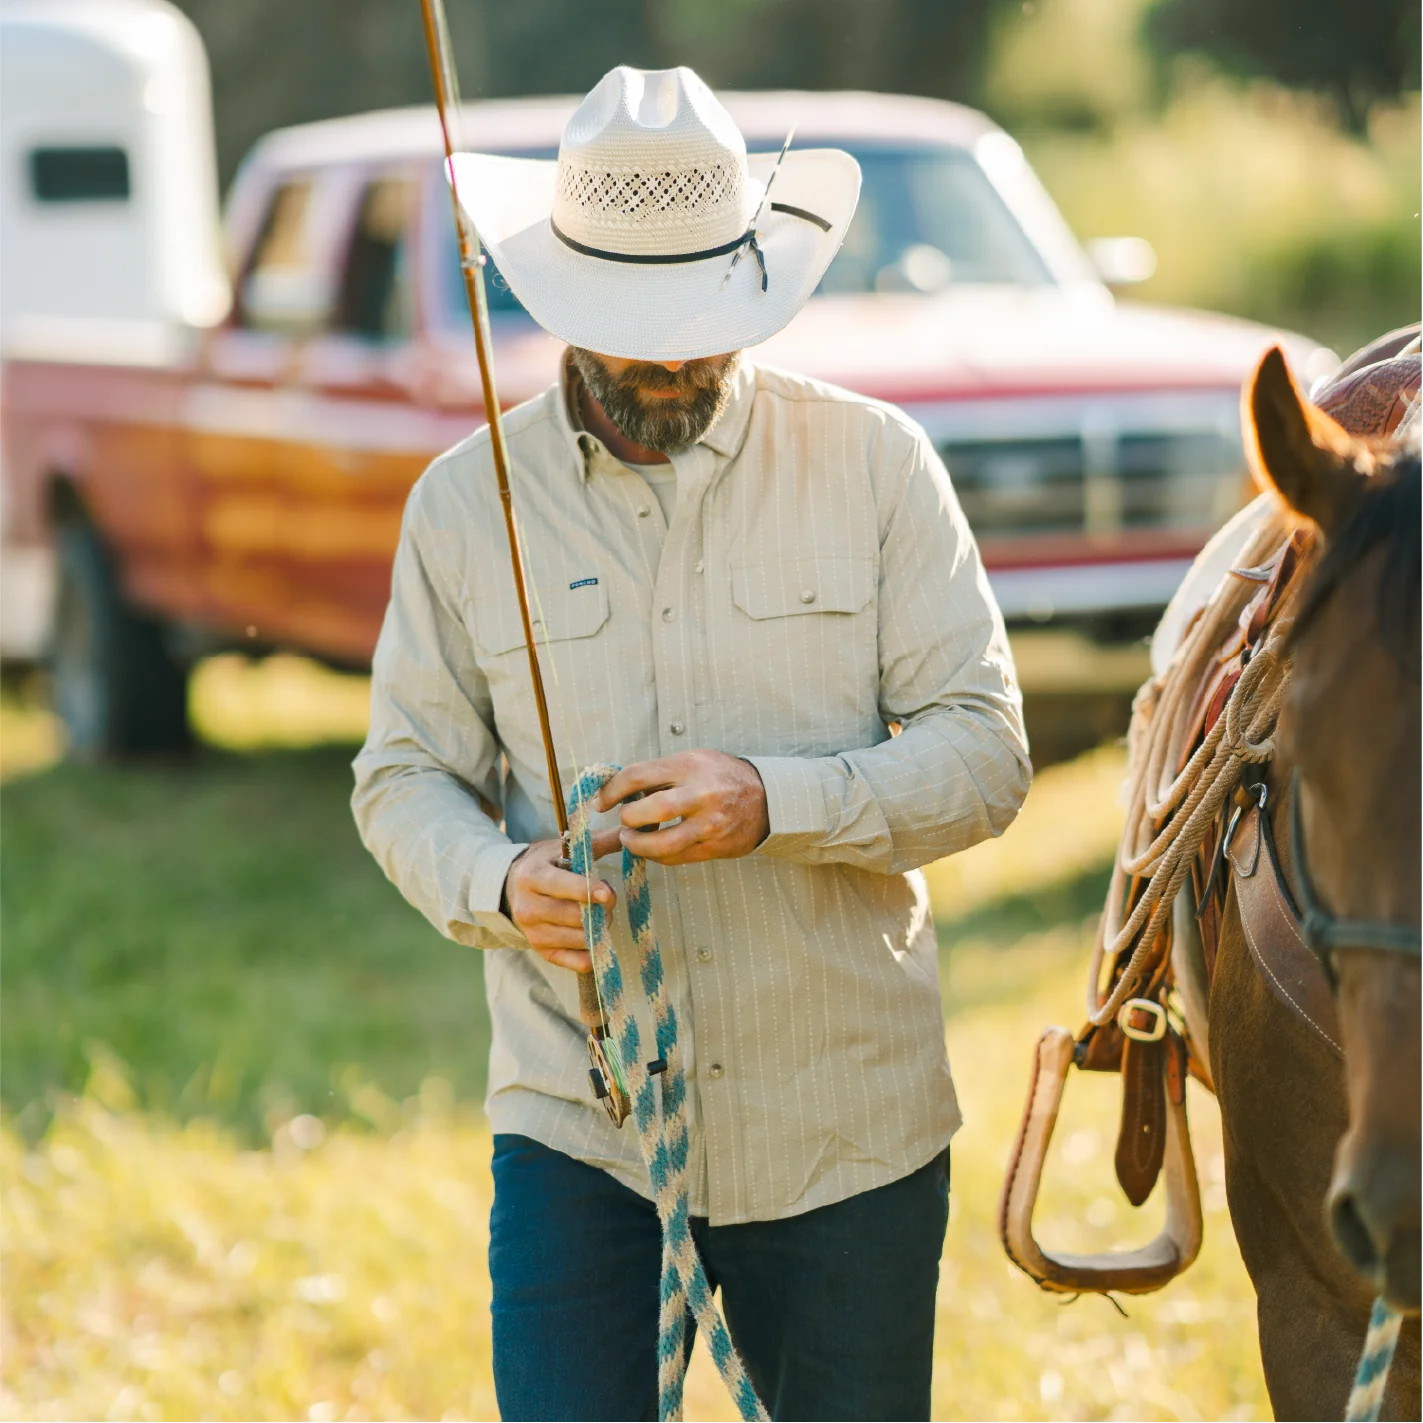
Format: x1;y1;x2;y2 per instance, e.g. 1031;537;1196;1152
441;141;1052;324
817;145;1052;292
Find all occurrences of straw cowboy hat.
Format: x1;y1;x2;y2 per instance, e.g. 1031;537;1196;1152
451;66;861;361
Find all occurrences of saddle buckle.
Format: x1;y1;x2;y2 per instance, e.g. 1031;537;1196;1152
1118;997;1168;1043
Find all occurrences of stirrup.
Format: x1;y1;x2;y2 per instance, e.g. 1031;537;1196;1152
999;1026;1204;1295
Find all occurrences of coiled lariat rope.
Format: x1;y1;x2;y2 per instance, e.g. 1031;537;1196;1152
1087;503;1300;1025
567;765;768;1423
1346;1298;1404;1421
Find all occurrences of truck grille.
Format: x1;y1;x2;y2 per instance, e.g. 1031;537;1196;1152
941;428;1243;540
942;438;1083;534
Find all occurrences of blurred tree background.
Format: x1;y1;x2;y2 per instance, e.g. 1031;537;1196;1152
984;0;1419;356
172;0;1419;357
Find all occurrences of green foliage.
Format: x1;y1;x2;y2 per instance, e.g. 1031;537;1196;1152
0;747;492;1142
1022;82;1421;357
984;0;1153;133
1146;0;1421;133
1228;214;1423;358
987;0;1421;359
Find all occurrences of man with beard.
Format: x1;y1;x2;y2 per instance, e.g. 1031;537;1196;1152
353;66;1029;1422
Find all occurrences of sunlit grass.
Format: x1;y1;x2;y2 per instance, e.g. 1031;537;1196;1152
2;934;1267;1422
0;680;61;783
0;655;370;787
190;656;371;753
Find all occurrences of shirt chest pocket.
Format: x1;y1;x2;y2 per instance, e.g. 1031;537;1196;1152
473;579;610;661
710;556;878;727
729;555;874;621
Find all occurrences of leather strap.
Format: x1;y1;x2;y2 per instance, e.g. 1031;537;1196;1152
1227;803;1343;1057
1116;1033;1167;1206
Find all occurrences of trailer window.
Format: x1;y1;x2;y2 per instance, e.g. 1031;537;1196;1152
238;180;327;333
334;177;415;341
29;146;130;202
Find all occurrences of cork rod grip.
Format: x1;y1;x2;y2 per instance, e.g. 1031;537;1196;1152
577;969;604;1030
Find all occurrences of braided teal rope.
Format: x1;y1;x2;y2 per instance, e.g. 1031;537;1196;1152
568;765;768;1423
1346;1297;1403;1421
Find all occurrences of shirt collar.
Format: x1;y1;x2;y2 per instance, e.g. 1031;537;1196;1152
700;356;756;459
557;350;593;476
557;349;756;479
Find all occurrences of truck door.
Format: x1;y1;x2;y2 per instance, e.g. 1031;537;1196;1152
186;169;353;649
278;169;430;667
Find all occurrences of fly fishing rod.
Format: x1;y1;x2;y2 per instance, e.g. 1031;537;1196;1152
415;0;629;1125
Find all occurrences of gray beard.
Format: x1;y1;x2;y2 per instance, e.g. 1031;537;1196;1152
571;348;740;454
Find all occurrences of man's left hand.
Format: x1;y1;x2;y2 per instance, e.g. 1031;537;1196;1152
595;750;770;865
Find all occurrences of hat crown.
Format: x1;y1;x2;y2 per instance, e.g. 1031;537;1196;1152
552;66;754;258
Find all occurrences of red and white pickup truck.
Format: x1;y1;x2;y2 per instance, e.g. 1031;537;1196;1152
2;85;1331;754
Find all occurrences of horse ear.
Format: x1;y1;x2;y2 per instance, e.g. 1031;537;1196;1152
1245;346;1368;534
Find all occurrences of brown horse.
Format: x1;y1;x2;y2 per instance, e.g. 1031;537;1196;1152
1211;350;1420;1418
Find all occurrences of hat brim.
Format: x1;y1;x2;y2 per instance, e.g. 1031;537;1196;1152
449;149;861;361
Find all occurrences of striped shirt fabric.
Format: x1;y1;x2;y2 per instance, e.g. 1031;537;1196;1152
352;355;1030;1224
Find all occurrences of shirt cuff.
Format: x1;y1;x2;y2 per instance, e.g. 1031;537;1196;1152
467;839;532;950
744;755;832;857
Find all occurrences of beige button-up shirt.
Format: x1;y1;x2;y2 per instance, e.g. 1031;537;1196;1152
352;356;1030;1224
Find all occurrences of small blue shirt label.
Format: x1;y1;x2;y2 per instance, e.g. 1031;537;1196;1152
569;577;599;590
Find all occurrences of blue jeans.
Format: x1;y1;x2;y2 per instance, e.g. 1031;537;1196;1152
489;1134;950;1421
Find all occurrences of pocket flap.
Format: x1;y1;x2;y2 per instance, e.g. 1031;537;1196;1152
730;556;874;620
476;578;610;656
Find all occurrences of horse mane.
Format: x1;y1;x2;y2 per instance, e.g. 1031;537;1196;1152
1293;450;1422;679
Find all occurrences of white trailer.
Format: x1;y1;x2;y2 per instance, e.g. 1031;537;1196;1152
0;0;228;659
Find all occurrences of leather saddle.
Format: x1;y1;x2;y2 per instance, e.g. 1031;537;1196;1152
1000;522;1338;1297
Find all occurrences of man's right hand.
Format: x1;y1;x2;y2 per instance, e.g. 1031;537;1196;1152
502;833;622;973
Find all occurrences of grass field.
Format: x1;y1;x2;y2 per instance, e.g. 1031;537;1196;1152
0;662;1271;1420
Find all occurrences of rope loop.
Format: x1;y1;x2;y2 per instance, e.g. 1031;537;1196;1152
1088;507;1304;1025
567;766;767;1423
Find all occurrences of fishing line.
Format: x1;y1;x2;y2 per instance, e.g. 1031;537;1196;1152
519;525;630;1102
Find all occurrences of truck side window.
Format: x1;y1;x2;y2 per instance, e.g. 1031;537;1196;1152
238;180;325;333
334;178;414;341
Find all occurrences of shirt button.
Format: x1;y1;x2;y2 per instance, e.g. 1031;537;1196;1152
695;946;712;963
670;720;686;736
662;606;676;622
800;589;817;604
694;561;704;574
637;504;651;518
707;1063;725;1080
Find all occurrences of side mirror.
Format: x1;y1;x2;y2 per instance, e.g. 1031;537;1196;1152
1087;237;1157;287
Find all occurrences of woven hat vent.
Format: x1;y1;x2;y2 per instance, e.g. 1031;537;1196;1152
550;67;755;257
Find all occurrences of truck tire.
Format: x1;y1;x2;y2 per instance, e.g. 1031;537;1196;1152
51;520;191;757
